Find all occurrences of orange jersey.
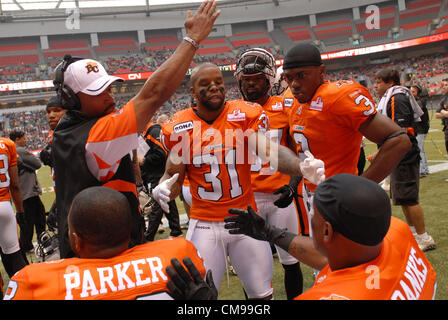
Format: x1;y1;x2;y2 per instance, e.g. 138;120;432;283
161;100;268;221
85;101;139;196
297;217;437;300
285;81;376;192
0;138;18;202
249;96;291;193
4;238;205;300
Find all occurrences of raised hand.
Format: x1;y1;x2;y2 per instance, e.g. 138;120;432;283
184;0;221;44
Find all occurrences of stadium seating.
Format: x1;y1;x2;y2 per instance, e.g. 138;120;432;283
283;26;313;42
228;31;273;48
0;44;38;52
94;37;139;55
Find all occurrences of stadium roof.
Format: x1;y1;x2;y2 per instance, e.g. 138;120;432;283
1;0;207;11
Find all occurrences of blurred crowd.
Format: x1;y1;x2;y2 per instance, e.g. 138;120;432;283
0;48;447;150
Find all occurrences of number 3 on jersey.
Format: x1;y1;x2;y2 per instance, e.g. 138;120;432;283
193;149;242;201
293;132;310;160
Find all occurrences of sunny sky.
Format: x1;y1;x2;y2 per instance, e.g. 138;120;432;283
1;0;210;11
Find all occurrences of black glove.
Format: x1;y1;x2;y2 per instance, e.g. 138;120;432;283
225;205;296;252
39;143;53;167
165;257;217;300
16;212;26;228
273;176;301;208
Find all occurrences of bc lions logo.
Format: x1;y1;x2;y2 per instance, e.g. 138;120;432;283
85;62;99;74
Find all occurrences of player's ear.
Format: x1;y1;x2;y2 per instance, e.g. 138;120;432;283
319;65;325;81
322;221;333;243
70;231;82;256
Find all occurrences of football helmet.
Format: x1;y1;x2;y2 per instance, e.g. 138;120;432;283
34;230;60;262
270;65;288;96
235;48;277;98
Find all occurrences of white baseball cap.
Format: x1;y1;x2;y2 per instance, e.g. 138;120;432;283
63;59;123;96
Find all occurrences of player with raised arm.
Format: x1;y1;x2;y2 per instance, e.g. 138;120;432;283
51;0;221;258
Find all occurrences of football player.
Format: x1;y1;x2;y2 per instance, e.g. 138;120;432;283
4;186;208;300
50;0;221;258
234;48;304;299
281;42;411;236
153;62;325;299
0;137;27;280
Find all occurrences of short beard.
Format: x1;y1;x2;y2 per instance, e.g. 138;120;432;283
245;90;265;101
202;98;224;111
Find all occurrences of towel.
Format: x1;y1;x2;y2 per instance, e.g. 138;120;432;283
377;85;423;122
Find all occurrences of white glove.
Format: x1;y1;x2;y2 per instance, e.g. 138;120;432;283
152;173;179;213
299;151;325;185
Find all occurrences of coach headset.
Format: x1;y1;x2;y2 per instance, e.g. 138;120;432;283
53;54;84;111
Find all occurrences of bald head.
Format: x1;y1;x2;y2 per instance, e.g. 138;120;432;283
190;62;220;86
68;187;132;250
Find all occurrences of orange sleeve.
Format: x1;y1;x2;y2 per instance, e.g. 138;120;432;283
329;82;377;131
6;139;17;167
85;101;139;182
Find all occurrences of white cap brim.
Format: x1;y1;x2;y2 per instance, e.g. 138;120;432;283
79;75;123;96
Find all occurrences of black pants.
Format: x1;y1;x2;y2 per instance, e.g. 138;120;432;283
20;196;46;251
444;129;448;154
357;147;366;175
145;200;182;241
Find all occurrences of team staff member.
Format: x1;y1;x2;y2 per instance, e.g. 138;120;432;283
280;43;411;235
435;78;448;160
374;69;435;252
51;0;221;258
39;96;67;229
0;137;27;281
9;130;47;253
234;47;304;299
153;62;325;299
3;187;206;300
224;174;437;300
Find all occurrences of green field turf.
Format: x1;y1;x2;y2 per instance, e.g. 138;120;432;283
1;110;447;300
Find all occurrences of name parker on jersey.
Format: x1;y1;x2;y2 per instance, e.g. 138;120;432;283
64;256;168;299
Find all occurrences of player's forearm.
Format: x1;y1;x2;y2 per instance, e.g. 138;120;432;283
435;111;447;119
251;131;302;177
10;186;24;213
362;133;411;183
287;236;327;271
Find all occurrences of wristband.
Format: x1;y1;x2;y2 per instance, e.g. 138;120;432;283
183;36;200;50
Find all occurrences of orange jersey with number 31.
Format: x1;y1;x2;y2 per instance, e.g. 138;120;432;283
161;100;268;221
